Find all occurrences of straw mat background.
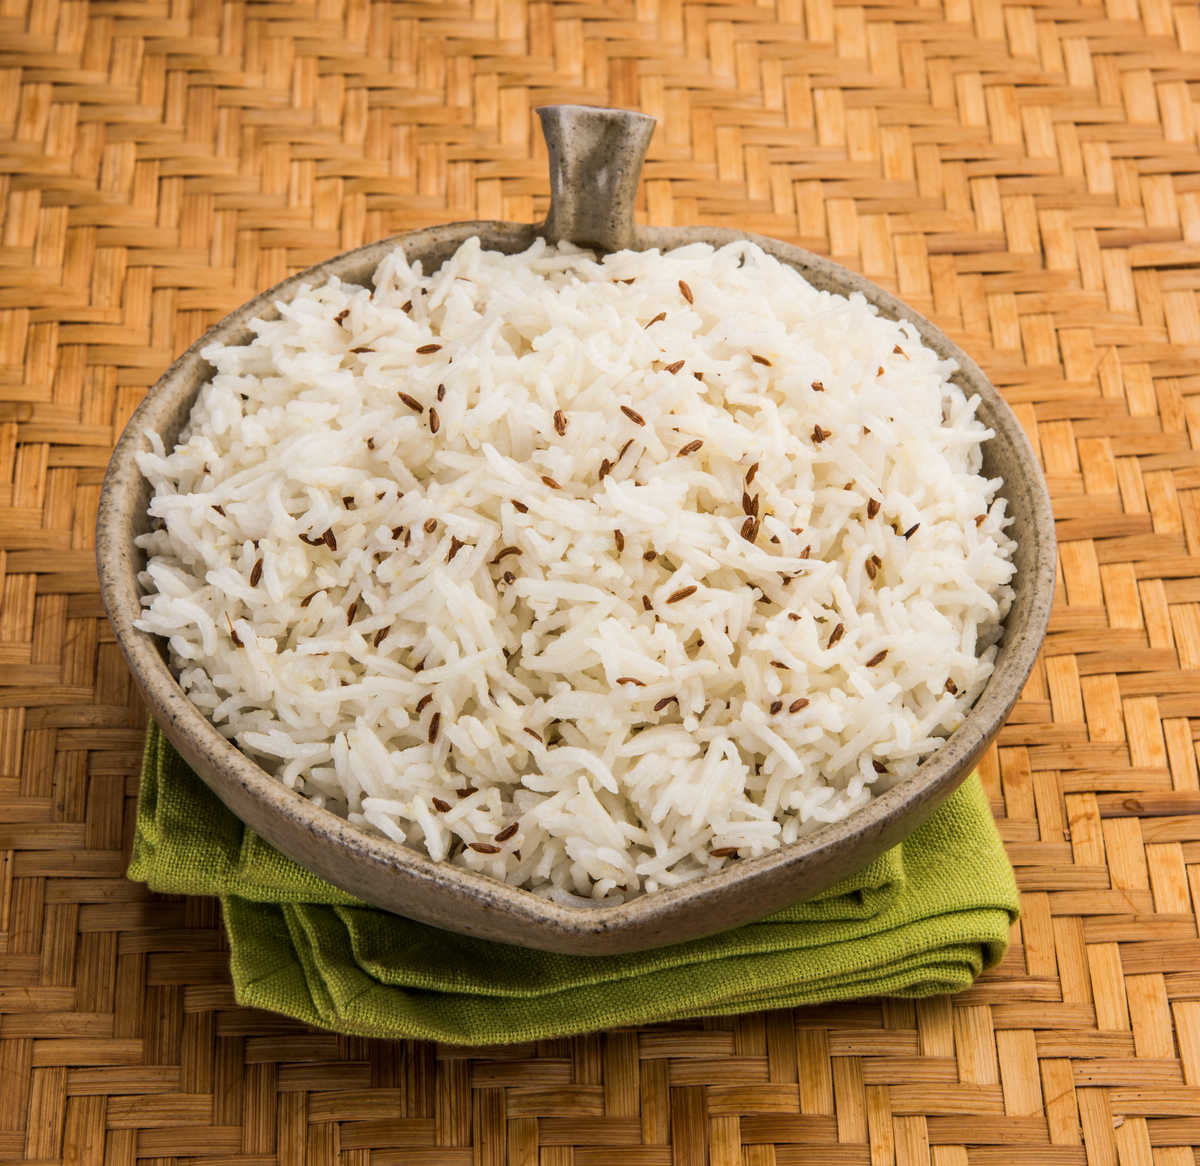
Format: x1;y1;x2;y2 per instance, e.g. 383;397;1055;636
2;0;1200;1161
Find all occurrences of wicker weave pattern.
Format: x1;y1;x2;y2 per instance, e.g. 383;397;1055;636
2;0;1200;1161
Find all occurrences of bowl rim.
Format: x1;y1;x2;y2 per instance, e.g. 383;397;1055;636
97;219;1056;952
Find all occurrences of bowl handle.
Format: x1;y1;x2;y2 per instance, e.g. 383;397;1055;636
536;105;656;253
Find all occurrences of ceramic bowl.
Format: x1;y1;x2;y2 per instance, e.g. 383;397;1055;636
97;106;1055;955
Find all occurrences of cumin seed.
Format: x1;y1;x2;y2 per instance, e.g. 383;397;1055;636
392;525;405;540
666;585;697;604
621;405;645;426
828;622;845;647
865;558;878;581
769;700;783;714
770;660;789;670
541;475;561;490
614;529;625;552
457;786;477;797
322;528;337;551
800;545;811;558
653;696;678;712
811;380;825;391
745;461;759;485
811;425;830;443
399;392;423;412
740;516;757;541
644;311;666;328
643;550;657;561
512;499;529;513
429;407;440;433
751;354;771;366
553;409;567;436
491;546;521;563
711;847;738;858
789;698;809;713
877;365;885;376
494;822;519;842
350;345;374;354
249;558;262;587
867;498;881;519
872;760;888;774
346;601;358;624
423;517;437;534
642;595;653;611
903;523;920;539
618;438;634;459
945;679;958;695
787;612;801;621
598;458;612;480
225;612;242;647
678;279;693;303
446;536;464;563
502;570;517;585
437;383;445;401
866;649;888;667
894;344;908;358
212;504;225;516
334;309;349;324
469;842;501;854
432;797;451;812
664;359;685;375
975;513;986;526
374;626;389;647
523;728;543;743
427;712;440;743
416;343;442;354
678;439;703;456
616;677;645;686
300;590;319;607
401;300;412;313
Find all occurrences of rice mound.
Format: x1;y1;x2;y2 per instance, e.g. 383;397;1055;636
135;237;1017;905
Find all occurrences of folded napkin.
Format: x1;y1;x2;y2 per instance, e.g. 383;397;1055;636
129;721;1018;1044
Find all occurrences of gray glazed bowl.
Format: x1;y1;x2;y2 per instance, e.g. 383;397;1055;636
97;106;1055;955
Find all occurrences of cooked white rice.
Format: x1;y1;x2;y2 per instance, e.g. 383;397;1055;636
134;237;1016;905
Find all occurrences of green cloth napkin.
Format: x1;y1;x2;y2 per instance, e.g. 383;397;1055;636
129;721;1019;1044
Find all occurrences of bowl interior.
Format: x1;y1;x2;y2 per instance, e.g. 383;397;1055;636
98;221;1055;954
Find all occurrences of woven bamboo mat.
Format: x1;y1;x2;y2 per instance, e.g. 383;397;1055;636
2;0;1200;1161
